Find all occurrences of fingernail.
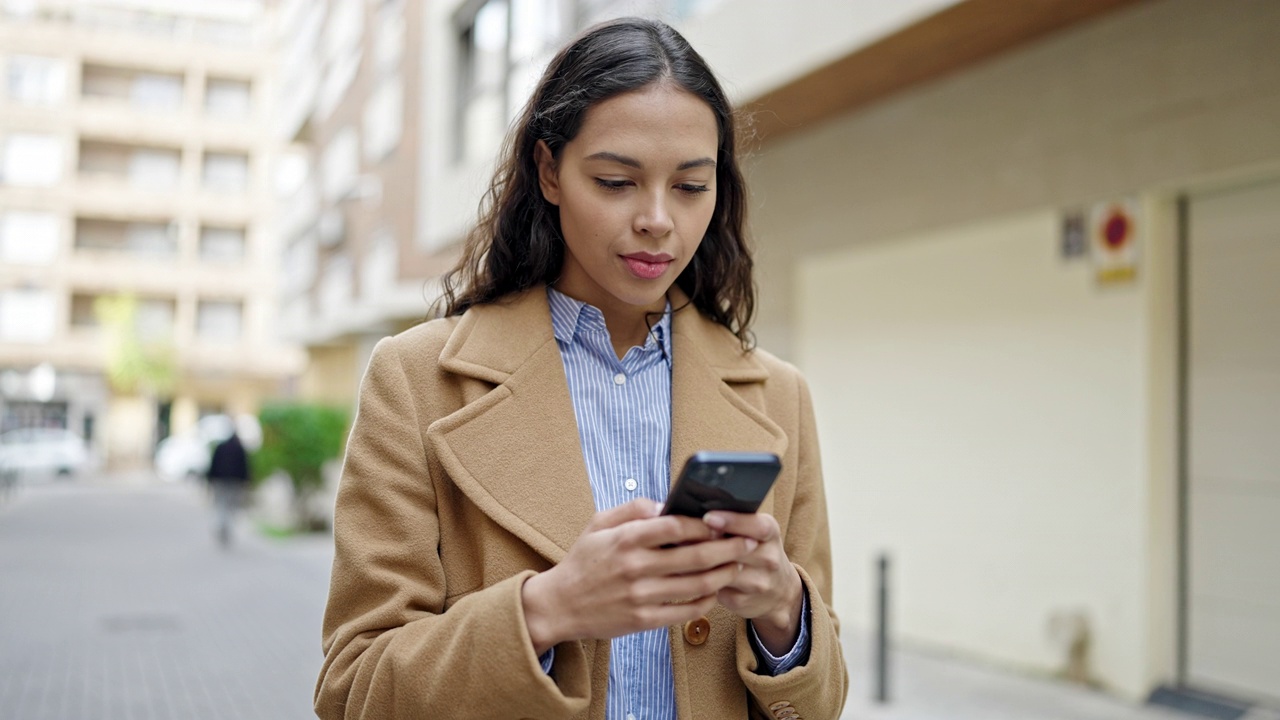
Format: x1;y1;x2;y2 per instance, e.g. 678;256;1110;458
703;513;726;529
744;539;758;553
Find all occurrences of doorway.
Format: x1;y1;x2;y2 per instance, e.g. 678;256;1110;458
1181;178;1280;707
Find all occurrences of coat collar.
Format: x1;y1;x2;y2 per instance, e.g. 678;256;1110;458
426;286;786;565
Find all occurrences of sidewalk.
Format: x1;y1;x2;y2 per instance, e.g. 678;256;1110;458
0;476;331;720
839;633;1192;720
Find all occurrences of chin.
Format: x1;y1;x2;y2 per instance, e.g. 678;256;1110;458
613;282;673;310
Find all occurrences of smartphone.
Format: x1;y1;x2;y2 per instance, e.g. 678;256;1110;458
661;451;782;518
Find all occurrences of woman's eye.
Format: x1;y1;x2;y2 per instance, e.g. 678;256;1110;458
676;184;711;195
594;178;631;191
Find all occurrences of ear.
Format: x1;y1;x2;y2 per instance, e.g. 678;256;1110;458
534;140;561;206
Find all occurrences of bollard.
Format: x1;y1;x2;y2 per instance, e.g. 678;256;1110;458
875;553;890;703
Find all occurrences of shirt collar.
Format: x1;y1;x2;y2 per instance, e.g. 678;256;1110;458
547;286;672;361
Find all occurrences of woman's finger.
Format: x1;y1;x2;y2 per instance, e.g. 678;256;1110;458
587;498;661;531
701;511;779;543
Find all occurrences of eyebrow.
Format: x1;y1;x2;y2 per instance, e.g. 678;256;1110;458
584;151;716;172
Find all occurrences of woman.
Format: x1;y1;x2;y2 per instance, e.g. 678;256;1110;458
316;17;847;720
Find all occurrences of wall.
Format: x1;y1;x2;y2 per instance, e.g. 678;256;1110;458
799;210;1164;695
299;343;359;408
746;0;1280;358
753;0;1280;700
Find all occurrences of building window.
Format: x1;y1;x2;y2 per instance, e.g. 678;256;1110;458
319;253;352;317
199;225;246;261
6;54;67;105
363;75;403;163
361;227;397;298
202;152;249;193
81;64;184;111
135;297;175;341
131;72;184;109
204;77;251;120
0;288;56;343
1;133;63;187
196;300;243;341
455;0;567;162
78;141;181;191
374;0;406;75
321;127;358;201
129;148;181;190
74;218;177;257
281;231;318;298
315;0;364;121
0;210;60;265
69;293;100;330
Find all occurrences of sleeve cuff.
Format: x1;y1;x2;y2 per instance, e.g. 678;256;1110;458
747;588;811;676
538;647;555;675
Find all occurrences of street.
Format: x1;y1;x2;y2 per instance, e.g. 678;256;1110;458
0;479;330;720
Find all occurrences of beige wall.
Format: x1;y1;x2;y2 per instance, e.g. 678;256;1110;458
743;0;1280;701
299;343;360;408
746;0;1280;358
798;205;1176;698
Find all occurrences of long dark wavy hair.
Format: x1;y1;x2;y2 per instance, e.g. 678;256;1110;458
435;17;756;348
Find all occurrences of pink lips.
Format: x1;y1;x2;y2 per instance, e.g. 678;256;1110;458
622;253;673;280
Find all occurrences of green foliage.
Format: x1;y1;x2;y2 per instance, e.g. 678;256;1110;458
251;403;349;493
94;293;177;396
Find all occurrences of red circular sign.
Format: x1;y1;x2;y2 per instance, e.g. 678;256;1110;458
1103;211;1130;249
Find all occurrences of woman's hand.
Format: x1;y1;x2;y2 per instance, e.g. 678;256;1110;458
702;511;804;657
521;499;757;655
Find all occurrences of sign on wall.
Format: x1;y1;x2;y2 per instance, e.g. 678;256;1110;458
1090;198;1141;284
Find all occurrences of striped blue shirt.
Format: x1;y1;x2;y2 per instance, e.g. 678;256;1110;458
543;288;809;719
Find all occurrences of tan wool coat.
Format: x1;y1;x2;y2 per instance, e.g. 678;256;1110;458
315;286;848;720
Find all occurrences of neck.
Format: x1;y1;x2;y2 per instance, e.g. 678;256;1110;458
602;309;658;360
552;284;665;360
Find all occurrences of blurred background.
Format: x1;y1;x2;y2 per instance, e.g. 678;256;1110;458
0;0;1277;718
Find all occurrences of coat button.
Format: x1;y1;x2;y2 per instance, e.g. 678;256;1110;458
683;616;710;645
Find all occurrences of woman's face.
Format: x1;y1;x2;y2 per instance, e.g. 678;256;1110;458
536;83;719;317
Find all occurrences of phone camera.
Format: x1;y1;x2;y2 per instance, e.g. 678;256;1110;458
705;464;731;487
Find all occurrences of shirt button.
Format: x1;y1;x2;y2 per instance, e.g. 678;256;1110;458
627;714;637;720
613;373;626;385
624;478;638;492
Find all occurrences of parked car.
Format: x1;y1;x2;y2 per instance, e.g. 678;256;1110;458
0;427;90;479
154;434;211;482
154;414;259;482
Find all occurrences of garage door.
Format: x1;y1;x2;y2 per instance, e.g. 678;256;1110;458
1186;179;1280;706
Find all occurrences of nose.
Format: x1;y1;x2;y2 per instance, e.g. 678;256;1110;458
633;190;674;238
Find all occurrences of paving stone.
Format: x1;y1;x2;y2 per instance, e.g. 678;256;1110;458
0;480;331;720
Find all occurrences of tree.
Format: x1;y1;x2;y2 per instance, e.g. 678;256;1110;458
93;293;177;397
251;403;349;531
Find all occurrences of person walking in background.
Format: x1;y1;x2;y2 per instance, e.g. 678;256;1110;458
207;427;250;548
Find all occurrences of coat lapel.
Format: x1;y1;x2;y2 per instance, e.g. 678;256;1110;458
668;293;789;487
425;288;596;565
423;286;790;567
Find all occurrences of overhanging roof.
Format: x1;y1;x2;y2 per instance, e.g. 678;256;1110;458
743;0;1152;145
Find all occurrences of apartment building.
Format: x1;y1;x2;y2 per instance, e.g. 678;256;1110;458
0;0;303;468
